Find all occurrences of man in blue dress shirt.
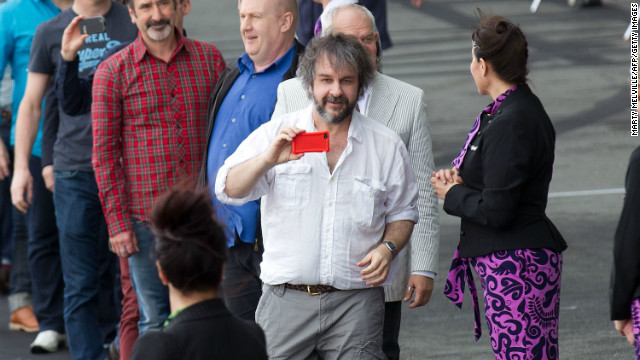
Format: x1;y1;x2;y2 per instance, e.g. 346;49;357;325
197;0;304;321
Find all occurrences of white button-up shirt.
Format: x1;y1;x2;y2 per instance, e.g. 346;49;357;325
216;106;419;290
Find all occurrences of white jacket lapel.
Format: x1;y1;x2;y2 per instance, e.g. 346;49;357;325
365;73;397;127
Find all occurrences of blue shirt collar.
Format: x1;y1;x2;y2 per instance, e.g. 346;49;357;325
237;43;296;75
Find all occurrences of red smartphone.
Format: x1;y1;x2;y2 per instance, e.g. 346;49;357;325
292;131;330;154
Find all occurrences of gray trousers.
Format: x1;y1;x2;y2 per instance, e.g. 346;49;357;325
256;284;386;360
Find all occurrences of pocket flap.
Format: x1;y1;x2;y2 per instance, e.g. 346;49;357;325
275;163;312;175
354;176;387;192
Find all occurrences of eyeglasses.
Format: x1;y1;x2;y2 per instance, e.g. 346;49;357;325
360;34;376;45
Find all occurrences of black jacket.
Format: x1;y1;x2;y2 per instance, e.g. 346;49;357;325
610;146;640;320
197;40;305;188
130;298;267;360
444;84;568;258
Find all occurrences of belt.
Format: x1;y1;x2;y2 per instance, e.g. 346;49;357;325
284;283;340;296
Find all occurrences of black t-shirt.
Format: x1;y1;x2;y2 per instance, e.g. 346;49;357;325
29;1;137;171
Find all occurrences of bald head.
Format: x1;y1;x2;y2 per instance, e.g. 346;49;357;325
238;0;298;71
325;4;378;67
277;0;299;32
326;4;377;36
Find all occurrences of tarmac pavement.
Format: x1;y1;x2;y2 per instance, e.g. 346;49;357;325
0;0;637;359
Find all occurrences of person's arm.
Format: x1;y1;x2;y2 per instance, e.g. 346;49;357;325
56;58;92;116
223;126;305;198
611;147;640;321
0;10;14;180
403;90;439;308
91;60;138;256
13;20;58;203
358;139;419;286
614;319;635;346
10;72;50;213
41;89;59;191
358;220;414;286
0;137;9;180
55;15;92;116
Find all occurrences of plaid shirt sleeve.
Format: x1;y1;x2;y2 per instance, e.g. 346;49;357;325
92;59;131;238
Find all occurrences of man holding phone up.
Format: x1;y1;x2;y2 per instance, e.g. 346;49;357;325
273;5;440;359
11;0;136;357
216;34;418;358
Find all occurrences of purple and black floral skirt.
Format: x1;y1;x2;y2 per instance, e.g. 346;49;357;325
445;248;563;360
633;298;640;359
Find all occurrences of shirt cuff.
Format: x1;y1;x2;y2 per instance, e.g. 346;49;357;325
411;270;435;279
214;163;254;206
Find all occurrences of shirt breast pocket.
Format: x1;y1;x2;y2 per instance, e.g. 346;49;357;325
273;164;312;210
351;177;387;228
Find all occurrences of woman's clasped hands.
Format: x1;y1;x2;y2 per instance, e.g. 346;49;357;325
430;167;464;200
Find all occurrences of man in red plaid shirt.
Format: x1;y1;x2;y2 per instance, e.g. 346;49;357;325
91;0;225;336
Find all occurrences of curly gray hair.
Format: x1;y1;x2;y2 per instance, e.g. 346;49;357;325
297;33;375;99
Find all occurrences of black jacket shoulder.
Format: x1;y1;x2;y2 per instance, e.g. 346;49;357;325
444;84;567;257
610;146;640;320
130;299;267;360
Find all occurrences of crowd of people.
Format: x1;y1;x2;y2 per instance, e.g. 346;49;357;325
0;0;636;359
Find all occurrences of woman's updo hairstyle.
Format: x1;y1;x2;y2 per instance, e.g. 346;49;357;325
471;10;529;85
149;184;228;294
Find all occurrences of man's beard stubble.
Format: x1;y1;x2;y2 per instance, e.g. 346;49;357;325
314;94;356;124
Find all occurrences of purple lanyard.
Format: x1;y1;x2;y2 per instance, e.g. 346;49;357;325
314;17;322;36
451;85;518;169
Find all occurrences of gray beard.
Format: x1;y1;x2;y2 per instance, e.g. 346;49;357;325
314;96;356;124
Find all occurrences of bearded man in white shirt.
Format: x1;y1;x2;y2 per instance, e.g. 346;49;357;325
273;5;439;360
215;33;418;359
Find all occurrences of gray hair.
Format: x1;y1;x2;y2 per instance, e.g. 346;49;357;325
297;33;375;98
321;3;381;71
322;4;378;37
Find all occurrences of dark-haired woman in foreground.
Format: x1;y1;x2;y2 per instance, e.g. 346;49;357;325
130;187;267;360
431;12;568;360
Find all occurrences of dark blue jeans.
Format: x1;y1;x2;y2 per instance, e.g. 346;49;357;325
8;207;32;311
0;124;12;262
128;220;169;335
54;170;119;359
26;155;64;332
6;144;32;311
